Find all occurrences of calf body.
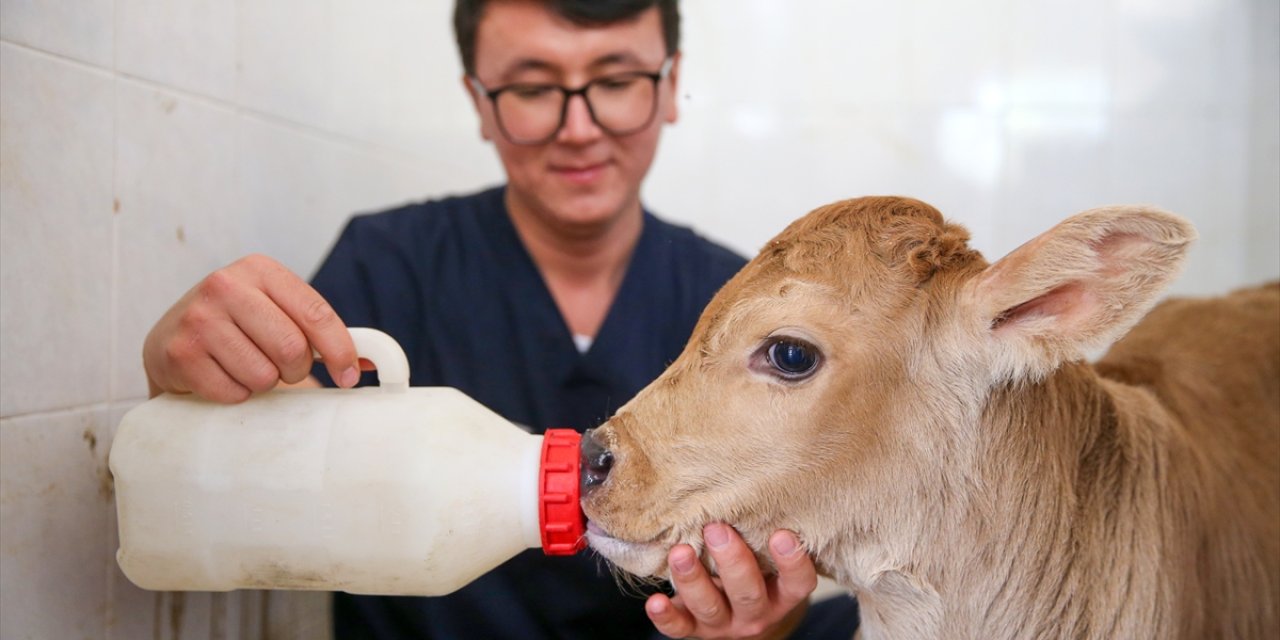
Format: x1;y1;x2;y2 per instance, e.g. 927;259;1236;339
581;197;1280;639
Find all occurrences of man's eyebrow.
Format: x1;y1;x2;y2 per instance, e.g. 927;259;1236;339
588;52;647;69
496;52;653;82
499;58;557;80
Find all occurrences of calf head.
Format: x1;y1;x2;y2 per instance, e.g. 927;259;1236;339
581;196;1194;588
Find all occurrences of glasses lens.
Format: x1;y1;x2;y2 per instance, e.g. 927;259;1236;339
494;85;565;144
586;74;657;135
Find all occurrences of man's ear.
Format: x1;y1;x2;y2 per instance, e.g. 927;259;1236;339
962;205;1197;382
662;51;681;125
460;74;493;142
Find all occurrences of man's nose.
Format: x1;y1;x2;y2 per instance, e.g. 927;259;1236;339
557;94;604;143
580;428;613;494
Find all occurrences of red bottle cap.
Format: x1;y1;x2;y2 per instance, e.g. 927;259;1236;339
539;429;586;555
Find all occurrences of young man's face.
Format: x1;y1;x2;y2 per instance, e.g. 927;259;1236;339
467;0;678;233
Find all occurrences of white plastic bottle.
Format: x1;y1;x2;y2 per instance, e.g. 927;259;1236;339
109;328;584;596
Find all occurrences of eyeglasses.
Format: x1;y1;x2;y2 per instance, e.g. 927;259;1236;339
469;57;674;145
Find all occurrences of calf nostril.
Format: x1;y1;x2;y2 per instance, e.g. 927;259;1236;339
589;448;613;476
580;428;614;492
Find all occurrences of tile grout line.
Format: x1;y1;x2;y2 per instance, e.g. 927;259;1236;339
0;38;444;170
105;0;120;635
0;400;143;424
108;5;121;412
232;0;250;265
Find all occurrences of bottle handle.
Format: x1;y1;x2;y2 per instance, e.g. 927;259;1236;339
314;327;410;393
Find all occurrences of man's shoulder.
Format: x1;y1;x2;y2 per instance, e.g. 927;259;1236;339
644;212;748;275
342;185;504;242
310;186;509;324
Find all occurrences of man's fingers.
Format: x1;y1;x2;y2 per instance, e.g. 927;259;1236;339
768;529;818;605
252;256;358;386
143;255;355;400
196;255;338;388
181;354;252;404
202;320;281;394
645;594;695;639
223;286;315;384
647;528;817;640
666;543;731;628
160;285;275;398
704;522;770;621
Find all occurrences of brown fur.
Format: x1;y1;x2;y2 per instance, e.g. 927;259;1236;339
582;196;1280;639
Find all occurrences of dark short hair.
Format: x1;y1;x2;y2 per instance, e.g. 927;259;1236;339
454;0;680;75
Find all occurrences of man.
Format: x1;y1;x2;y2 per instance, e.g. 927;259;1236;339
143;0;857;638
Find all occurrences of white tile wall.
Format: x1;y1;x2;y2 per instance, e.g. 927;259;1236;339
904;0;1013;107
114;0;238;100
1;1;1276;638
234;116;431;277
1246;0;1280;282
0;44;114;416
1115;0;1252;114
236;0;334;133
996;111;1113;250
1008;0;1112;108
112;79;246;401
661;0;1278;297
0;0;114;67
0;408;113;640
327;0;459;153
1108;113;1252;295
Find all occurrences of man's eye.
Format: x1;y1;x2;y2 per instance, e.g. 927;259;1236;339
509;85;556;100
766;339;820;379
595;76;639;92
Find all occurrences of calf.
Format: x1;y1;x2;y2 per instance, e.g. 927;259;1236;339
581;196;1279;639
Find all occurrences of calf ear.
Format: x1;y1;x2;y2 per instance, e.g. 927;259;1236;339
964;205;1196;382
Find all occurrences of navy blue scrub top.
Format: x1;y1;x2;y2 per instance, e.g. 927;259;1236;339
310;185;747;639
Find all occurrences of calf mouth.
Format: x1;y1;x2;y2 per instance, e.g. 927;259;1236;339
579;426;731;580
583;518;679;578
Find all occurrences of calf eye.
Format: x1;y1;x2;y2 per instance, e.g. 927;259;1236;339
766;339;820;379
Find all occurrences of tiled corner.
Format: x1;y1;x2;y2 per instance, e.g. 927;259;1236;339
0;408;113;639
114;0;238;101
112;78;246;402
0;44;114;416
0;0;114;68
